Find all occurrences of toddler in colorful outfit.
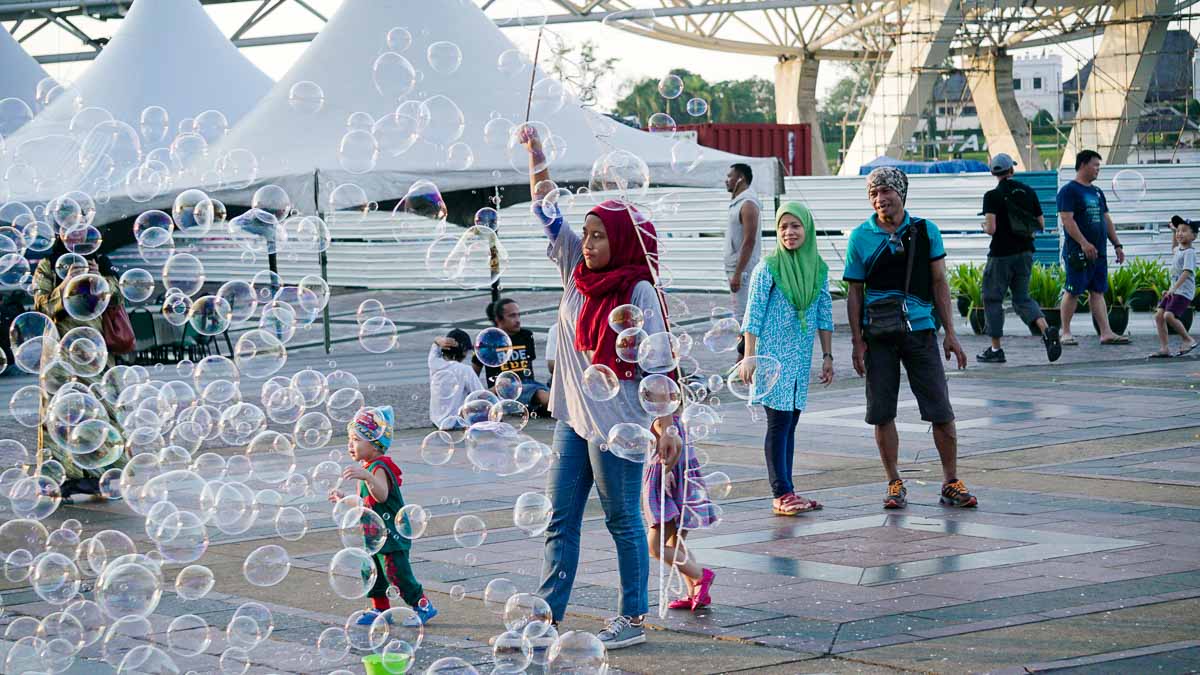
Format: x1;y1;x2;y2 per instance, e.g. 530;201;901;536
329;406;437;625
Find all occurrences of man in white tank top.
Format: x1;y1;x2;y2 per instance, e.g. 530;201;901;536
724;163;762;320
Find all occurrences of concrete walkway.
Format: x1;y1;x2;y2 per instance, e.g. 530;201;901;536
1;289;1198;674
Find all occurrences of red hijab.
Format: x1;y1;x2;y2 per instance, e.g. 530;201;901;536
572;200;659;380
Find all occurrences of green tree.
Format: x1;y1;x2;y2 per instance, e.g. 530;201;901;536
548;38;619;107
613;68;775;125
1032;109;1055;131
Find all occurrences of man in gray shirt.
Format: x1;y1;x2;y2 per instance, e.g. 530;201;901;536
724;163;761;320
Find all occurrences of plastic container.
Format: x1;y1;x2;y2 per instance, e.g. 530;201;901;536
362;652;411;675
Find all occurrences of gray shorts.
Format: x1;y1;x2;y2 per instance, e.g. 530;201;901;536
864;329;955;425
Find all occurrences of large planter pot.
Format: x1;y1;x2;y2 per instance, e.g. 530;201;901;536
957;295;970;317
1093;305;1130;336
1170;308;1194;336
1129;288;1157;312
968;308;987;335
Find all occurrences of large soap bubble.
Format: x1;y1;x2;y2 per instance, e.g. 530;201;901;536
328;547;376;599
61;273;111;321
606;422;655;463
727;355;783;401
513;492;553;536
474;327;513;367
243;544;290;587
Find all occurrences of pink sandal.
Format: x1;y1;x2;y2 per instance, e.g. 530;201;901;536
691;568;716;610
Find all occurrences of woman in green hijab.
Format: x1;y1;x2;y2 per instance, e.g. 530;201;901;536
740;201;835;516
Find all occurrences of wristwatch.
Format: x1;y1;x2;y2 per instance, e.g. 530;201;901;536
1114;244;1124;249
822;353;833;360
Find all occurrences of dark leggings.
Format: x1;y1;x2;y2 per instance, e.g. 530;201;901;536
368;550;424;606
764;407;801;498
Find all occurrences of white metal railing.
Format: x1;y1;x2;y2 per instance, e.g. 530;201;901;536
108;164;1190;292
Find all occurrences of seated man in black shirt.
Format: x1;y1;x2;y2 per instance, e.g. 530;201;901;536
473;298;551;414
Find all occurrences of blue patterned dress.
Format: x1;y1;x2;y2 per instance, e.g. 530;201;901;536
741;260;835;412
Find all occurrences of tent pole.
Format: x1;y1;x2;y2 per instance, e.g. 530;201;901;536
315;169;332;354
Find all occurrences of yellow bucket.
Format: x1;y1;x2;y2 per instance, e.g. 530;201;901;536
361;653;411;675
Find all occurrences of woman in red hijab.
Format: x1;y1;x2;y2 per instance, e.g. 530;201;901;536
518;127;680;650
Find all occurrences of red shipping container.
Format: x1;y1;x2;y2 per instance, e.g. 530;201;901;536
674;123;812;177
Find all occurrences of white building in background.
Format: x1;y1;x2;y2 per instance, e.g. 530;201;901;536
1011;55;1063;121
930;54;1065;133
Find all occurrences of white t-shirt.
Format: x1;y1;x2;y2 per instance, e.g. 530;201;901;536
1172;246;1197;300
544;324;559;363
428;343;485;427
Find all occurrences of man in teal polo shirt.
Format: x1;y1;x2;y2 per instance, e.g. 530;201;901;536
844;166;977;510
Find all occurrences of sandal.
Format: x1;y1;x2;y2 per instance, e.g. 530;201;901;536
794;495;823;511
1100;335;1131;345
772;493;814;516
1149;352;1174;359
1060;335;1079;346
1177;342;1198;356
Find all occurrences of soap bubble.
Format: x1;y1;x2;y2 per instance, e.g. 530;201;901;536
288;80;324;114
474;327;512;367
359;317;397;353
474;207;499;231
386;27;412;51
327;387;365;423
504;593;553;636
328;547;376;599
317;626;350;663
9;475;61;520
217;280;257;323
96;561;163;620
726;355;783;401
638;374;681;416
246;430;295;484
275;506;308;541
139;105;169;143
703;317;741;353
589;149;650;204
219;647;250;674
494;371;523;401
32;552;80;605
608;304;644;332
581;364;620;401
339;506;388;554
162;253;204;297
686;97;708;116
397;179;448;221
339;129;378;174
62;273;111;322
427;657;479;674
493;630;532;674
513;492;553;536
1112;169;1146;204
243;544;290;587
548;631;608;673
187;295;232;336
396;504;429;540
670;140;706;176
368;607;423;653
606;422;655;463
373;52;417;100
483;578;518;614
294;412;333;449
647;112;676;137
637;331;680;374
119;268;155;302
422;95;466;147
427;41;463;74
452;514;487;548
233;329;287;379
166;614;211;657
173;189;212;236
658;74;684;99
174;565;214;600
420;430;456;466
489;399;530;431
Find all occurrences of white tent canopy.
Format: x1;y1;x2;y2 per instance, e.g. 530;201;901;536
0;28;51;131
1;0;272;207
196;0;778;213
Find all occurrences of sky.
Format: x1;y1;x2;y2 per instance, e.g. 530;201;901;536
13;0;1198;114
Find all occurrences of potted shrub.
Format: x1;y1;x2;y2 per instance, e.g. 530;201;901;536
1126;258;1166;311
949;263;977;317
961;269;986;335
1028;263;1063;334
1094;266;1136;336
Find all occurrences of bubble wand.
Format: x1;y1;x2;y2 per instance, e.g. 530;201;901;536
524;27;545;123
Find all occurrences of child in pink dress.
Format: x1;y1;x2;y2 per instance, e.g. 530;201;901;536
643;423;720;611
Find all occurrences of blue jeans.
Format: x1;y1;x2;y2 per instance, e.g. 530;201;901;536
764;407;801;498
537;421;649;621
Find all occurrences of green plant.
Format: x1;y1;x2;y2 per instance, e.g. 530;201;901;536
1126;258;1170;293
948;262;979;296
1104;265;1138;307
834;279;849;298
958;265;983;309
1028;263;1063;308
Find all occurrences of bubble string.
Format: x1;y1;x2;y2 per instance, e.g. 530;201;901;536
619;199;691;619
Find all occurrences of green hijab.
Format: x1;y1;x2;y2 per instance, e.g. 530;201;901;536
766;201;828;325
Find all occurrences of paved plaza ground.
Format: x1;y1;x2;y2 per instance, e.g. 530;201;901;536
2;288;1199;673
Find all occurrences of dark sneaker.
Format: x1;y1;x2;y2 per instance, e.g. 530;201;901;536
976;347;1006;363
596;615;645;650
1042;325;1062;362
940;480;978;508
883;479;907;509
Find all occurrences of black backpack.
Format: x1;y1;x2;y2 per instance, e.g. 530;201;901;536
1000;179;1042;239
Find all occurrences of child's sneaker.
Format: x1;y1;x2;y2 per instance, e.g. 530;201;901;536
355;610;381;626
412;596;438;624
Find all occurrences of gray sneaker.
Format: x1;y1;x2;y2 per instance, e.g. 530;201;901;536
596;615;645;650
